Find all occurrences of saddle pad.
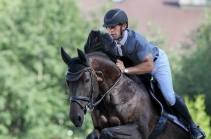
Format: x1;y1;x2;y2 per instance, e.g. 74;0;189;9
148;88;189;133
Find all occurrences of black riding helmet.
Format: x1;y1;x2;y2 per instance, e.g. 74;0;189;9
103;8;128;28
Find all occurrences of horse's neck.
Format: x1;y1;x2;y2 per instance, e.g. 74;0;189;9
88;54;121;94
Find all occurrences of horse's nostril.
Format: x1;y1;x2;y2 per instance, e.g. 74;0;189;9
77;115;81;122
70;114;82;124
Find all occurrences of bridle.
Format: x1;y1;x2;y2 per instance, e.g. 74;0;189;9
66;67;121;114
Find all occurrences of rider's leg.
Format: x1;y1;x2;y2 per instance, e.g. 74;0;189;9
151;48;206;139
172;94;206;139
151;48;176;106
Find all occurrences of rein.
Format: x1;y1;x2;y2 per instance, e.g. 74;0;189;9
68;68;121;113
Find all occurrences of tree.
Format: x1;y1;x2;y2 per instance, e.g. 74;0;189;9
0;0;94;138
174;10;211;117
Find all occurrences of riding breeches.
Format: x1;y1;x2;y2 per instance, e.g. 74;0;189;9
150;48;176;106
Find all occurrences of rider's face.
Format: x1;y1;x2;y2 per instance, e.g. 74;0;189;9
106;25;121;41
106;23;127;42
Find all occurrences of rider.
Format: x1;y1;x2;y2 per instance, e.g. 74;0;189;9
102;8;206;139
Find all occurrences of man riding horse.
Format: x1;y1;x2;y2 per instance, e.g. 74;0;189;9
102;8;206;139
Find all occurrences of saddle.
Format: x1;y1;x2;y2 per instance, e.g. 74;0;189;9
138;74;191;138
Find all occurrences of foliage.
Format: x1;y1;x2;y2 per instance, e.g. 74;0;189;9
174;10;211;117
0;0;94;138
185;95;211;138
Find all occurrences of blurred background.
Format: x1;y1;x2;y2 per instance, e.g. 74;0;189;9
0;0;210;138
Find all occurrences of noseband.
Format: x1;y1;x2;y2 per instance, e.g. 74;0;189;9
66;67;121;113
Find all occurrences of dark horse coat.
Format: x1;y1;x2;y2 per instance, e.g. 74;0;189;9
61;30;189;139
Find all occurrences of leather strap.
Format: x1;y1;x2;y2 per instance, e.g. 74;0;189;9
148;115;167;139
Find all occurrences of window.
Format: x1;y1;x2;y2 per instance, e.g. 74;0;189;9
112;0;124;3
179;0;208;6
179;0;211;8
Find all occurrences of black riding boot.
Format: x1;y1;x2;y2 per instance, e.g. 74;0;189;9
171;95;206;139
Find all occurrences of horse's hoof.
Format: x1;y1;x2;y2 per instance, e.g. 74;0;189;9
86;133;99;139
100;128;113;139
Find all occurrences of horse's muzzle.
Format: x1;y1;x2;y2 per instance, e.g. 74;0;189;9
69;103;85;127
70;113;85;127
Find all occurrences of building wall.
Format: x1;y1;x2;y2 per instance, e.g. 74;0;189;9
79;0;204;48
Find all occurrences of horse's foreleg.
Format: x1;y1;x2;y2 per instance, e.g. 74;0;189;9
86;129;100;139
99;123;143;139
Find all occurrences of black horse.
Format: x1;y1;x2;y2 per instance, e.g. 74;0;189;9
61;30;189;139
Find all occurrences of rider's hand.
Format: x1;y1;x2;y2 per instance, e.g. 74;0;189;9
116;59;125;73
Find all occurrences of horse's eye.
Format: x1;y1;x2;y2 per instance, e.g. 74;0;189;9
85;79;90;83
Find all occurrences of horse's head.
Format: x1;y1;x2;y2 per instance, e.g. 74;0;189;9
61;47;100;127
61;31;122;127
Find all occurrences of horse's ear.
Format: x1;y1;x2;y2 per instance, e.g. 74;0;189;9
61;47;72;65
77;49;90;67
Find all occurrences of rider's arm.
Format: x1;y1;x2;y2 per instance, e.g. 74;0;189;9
116;53;153;75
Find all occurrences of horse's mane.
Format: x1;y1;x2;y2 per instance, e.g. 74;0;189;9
84;30;120;63
84;30;152;91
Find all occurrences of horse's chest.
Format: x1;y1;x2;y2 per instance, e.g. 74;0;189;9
99;83;138;127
